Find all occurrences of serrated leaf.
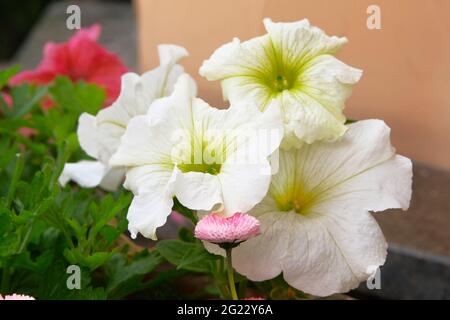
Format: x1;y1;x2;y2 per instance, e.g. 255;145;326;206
63;248;113;271
11;251;54;273
106;250;164;298
156;239;218;273
9;84;47;118
49;76;105;114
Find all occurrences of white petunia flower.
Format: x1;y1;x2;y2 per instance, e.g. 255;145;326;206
109;74;284;240
200;18;362;148
59;44;193;191
203;120;413;296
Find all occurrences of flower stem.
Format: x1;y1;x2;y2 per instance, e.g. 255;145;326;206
225;248;238;300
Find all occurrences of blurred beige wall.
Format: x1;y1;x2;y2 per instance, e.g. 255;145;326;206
136;0;450;170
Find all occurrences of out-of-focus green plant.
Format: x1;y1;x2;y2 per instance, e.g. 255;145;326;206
0;65;169;299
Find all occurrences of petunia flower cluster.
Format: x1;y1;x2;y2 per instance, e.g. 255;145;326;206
60;18;413;297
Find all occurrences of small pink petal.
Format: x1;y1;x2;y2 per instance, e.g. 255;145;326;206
0;294;35;300
74;24;101;42
194;213;260;244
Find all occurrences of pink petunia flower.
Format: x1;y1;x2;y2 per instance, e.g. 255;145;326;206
194;213;260;246
10;24;127;105
0;294;35;300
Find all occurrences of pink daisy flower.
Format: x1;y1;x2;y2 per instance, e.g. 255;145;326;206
9;24;127;106
194;213;260;247
0;294;35;300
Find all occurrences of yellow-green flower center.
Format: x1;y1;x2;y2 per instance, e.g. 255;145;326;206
253;42;303;95
176;139;225;175
270;177;316;216
178;163;222;175
273;75;292;92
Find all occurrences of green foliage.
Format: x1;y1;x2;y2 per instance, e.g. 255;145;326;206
0;72;168;300
105;250;164;299
156;239;219;273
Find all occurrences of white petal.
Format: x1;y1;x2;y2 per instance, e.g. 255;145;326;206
281;210;387;296
158;44;189;66
127;193;174;240
58;161;107;188
231;211;291;280
77;113;101;159
109;114;175;167
263;18;347;61
218;161;272;216
109;75;199;168
200;37;256;80
123;165;176;240
113;73;147;117
280;90;348;147
299;54;362;114
295;120;403;196
315;155;413;213
174;169;223;211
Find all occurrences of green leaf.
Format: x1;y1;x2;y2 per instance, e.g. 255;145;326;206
98;225;122;246
106;250;164;298
0;233;20;257
0;64;20;89
63;248;113;271
5;153;25;207
49;76;105;114
178;226;195;243
34;261;107;300
88;193;131;245
11;251;54;273
156;239;218;273
8;84;47;118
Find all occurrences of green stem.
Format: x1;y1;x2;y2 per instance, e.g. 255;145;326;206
225;248;238;300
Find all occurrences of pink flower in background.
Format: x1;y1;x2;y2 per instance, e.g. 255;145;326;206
1;92;13;106
195;213;260;244
10;24;127;105
0;294;35;300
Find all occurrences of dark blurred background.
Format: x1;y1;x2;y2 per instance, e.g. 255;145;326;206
0;0;131;63
0;0;54;61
